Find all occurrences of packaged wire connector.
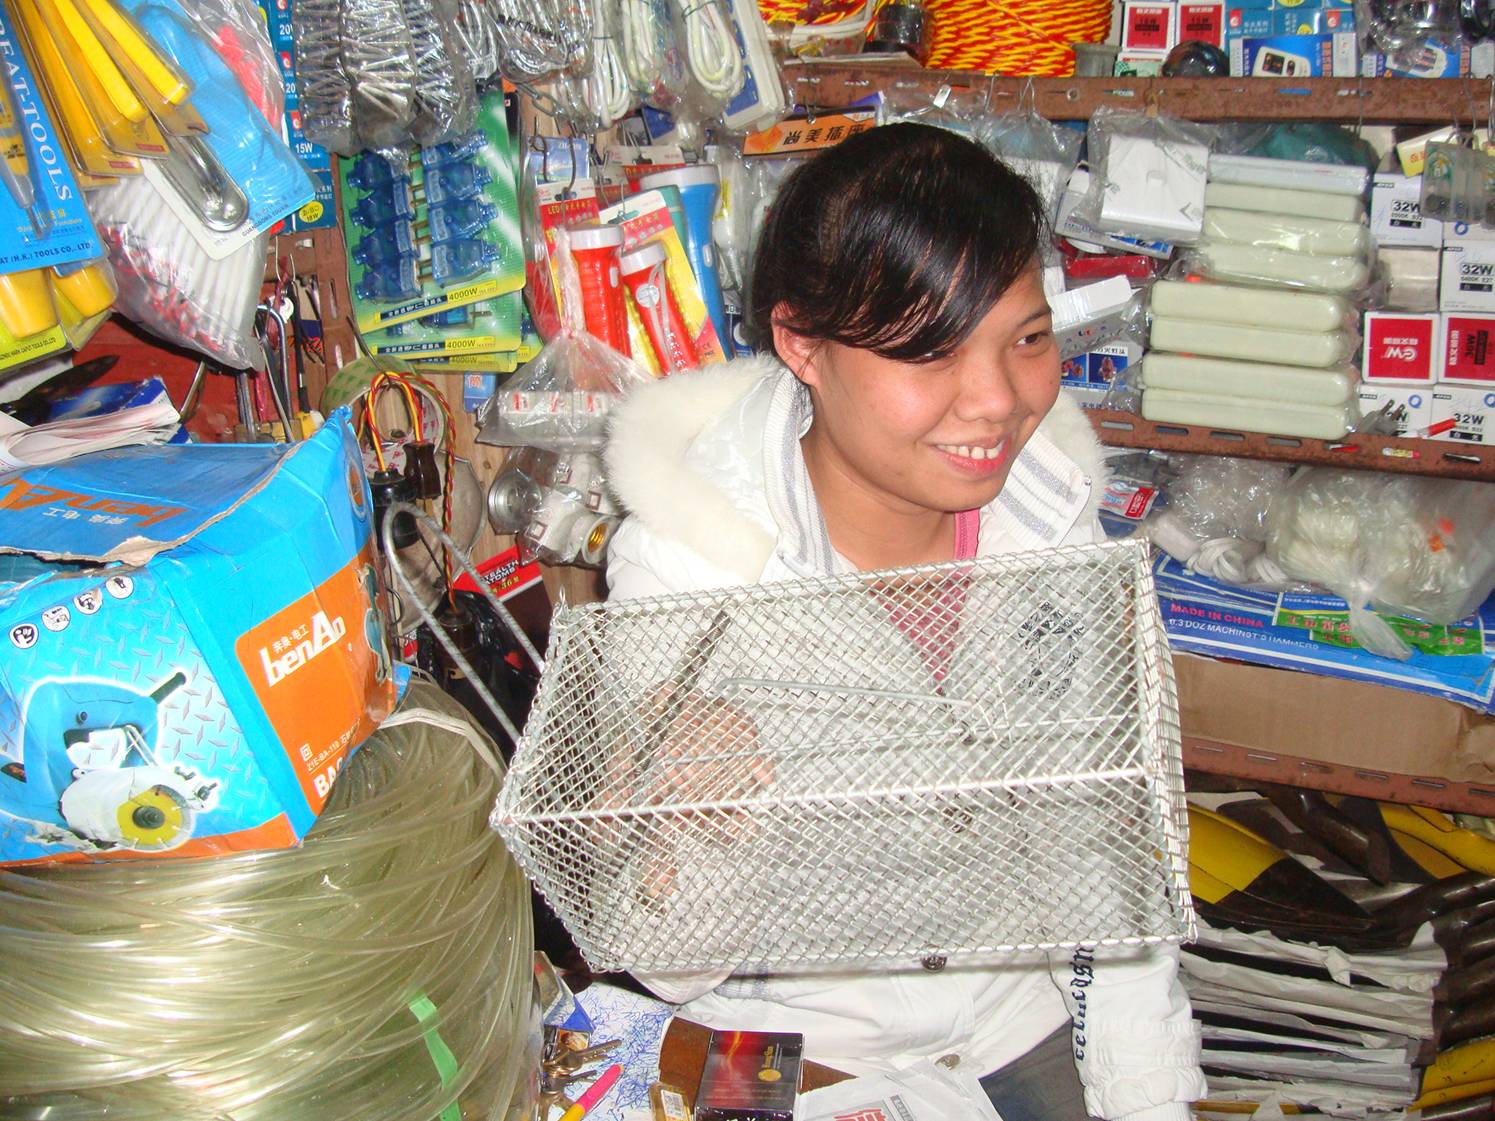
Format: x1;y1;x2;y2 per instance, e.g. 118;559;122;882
342;88;523;334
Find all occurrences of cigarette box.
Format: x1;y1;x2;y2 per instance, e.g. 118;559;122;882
1442;244;1495;313
1357;384;1432;436
1121;1;1177;55
1442;314;1495;384
1431;385;1495;444
695;1031;802;1121
1362;312;1441;384
1371;172;1443;249
1178;0;1224;47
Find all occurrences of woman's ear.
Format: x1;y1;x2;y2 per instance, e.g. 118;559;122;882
770;308;821;387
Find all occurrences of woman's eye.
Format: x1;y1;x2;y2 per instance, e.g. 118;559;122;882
1018;330;1053;348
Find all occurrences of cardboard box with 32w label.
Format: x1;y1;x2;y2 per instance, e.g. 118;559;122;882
0;409;396;867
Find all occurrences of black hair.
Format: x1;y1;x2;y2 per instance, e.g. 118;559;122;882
747;122;1047;363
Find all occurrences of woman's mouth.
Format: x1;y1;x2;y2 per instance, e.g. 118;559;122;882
933;440;1009;474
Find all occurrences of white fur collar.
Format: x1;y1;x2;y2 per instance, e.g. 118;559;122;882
605;356;1108;578
604;357;781;577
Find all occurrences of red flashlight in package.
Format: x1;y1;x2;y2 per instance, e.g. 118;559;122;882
619;241;699;373
569;223;631;356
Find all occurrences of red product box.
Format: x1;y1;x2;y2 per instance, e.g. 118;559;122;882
1442;314;1495;384
1179;1;1224;47
1362;312;1440;385
1121;1;1177;53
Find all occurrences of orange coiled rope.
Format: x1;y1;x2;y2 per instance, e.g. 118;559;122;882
758;0;1110;75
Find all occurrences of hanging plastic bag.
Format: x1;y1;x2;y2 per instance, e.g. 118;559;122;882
1265;469;1495;660
880;82;987;138
292;0;356;154
480;227;653;451
978;93;1082;227
89;174;266;370
402;0;479;146
1075;107;1215;246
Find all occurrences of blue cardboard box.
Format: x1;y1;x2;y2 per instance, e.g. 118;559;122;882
1153;552;1495;714
0;410;397;866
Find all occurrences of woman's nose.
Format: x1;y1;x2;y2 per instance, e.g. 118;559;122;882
953;361;1021;423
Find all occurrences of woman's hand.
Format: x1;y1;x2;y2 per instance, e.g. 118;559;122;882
607;684;772;910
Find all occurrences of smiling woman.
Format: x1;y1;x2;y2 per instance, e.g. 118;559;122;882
600;122;1205;1121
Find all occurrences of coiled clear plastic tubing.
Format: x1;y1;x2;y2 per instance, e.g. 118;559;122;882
0;682;536;1121
343;0;418;150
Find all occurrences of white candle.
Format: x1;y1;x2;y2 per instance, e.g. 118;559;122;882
1141;353;1356;405
1150;279;1350;333
1141;387;1352;440
1189;241;1370;294
1203;207;1369;258
1149;316;1355;368
1204;182;1366;224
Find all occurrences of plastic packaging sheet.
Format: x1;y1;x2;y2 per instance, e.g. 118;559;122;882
89;173;267;369
979;103;1082;226
402;0;479;146
1266;469;1495;659
1076;107;1215;246
480;227;652;451
0;682;538;1121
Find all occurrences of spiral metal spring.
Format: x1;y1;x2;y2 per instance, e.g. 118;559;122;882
292;0;356;154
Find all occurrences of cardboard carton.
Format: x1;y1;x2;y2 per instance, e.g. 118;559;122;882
0;410;396;866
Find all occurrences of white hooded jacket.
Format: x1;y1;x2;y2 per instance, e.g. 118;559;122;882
602;356;1205;1121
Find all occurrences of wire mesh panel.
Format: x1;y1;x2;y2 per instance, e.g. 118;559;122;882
492;538;1193;974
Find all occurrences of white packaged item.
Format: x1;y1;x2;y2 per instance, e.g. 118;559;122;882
1100;132;1210;243
1052;283;1121;331
1207;153;1369;197
1203;181;1365;223
1266;468;1495;660
1431;385;1495;444
1379;247;1442;312
1184;241;1370;294
1371;172;1444;249
800;1060;1002;1121
1149;279;1349;333
1057;166;1175;259
1444;218;1495;245
1149;317;1355;369
719;0;788;133
1141;386;1352;439
1441;244;1495;313
1142;352;1355;405
1202;207;1369;258
1358;384;1432;436
1362;312;1441;385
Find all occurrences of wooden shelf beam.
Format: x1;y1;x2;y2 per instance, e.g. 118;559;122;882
782;62;1474;123
1087;408;1495;481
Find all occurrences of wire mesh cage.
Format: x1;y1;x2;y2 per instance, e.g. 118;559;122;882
492;538;1193;975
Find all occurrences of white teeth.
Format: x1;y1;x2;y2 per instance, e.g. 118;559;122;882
939;443;1003;461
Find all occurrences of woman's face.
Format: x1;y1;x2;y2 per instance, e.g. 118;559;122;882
778;266;1060;518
